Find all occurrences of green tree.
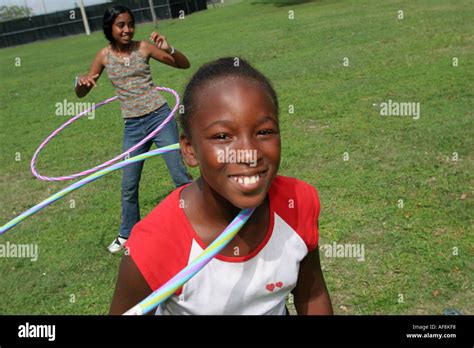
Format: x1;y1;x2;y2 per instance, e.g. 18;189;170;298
0;5;33;22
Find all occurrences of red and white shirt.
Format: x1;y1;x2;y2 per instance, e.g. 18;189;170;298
126;175;320;315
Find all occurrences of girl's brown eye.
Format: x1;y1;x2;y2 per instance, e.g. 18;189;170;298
258;129;275;135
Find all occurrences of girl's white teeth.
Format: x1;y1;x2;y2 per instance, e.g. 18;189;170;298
232;175;260;186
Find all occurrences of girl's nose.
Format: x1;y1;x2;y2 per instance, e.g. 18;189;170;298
234;136;262;166
235;134;254;151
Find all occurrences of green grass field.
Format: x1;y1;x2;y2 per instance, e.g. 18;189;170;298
0;0;472;315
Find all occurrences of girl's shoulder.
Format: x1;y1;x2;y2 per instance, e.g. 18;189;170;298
137;40;153;58
125;187;193;291
95;46;109;65
127;186;190;248
269;175;320;251
270;175;320;215
271;175;319;200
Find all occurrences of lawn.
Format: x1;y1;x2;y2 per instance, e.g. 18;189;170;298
0;0;472;315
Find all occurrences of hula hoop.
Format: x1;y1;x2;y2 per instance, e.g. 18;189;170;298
1;143;180;235
30;86;180;182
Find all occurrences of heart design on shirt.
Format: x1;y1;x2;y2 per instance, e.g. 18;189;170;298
266;282;283;292
266;283;275;292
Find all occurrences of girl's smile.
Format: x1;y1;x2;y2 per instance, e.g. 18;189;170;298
228;168;268;193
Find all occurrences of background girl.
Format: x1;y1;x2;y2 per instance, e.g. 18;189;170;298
75;5;192;254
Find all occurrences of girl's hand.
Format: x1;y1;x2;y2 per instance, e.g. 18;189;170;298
77;73;99;88
150;32;171;53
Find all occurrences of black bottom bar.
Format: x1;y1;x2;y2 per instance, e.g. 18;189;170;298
0;315;472;346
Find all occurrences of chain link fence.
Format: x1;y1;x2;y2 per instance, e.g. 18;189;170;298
0;0;207;48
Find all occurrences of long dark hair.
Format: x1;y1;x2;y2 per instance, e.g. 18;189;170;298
103;5;135;44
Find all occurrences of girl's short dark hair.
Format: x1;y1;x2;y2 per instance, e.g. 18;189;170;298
180;57;279;139
103;5;135;44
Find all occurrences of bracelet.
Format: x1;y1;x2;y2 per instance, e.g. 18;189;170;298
74;76;79;88
169;46;175;55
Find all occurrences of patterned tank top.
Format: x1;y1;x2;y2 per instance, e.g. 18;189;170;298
105;43;166;118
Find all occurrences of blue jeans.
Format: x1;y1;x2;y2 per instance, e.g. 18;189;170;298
119;103;191;238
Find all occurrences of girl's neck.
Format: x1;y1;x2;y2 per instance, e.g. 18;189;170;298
111;41;134;53
184;177;269;249
190;177;268;227
195;177;242;225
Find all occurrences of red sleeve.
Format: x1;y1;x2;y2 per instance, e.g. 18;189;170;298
269;176;321;252
306;183;320;252
125;190;192;293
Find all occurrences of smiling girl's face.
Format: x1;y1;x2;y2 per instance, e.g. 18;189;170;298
181;76;281;209
112;12;135;46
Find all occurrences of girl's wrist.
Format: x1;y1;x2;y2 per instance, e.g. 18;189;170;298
167;46;175;55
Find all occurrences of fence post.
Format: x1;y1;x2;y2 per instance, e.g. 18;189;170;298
148;0;158;28
167;0;172;19
79;0;91;35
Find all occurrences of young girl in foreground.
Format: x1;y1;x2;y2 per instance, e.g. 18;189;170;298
110;57;333;315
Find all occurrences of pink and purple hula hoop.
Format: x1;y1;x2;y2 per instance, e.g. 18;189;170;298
30;86;180;181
